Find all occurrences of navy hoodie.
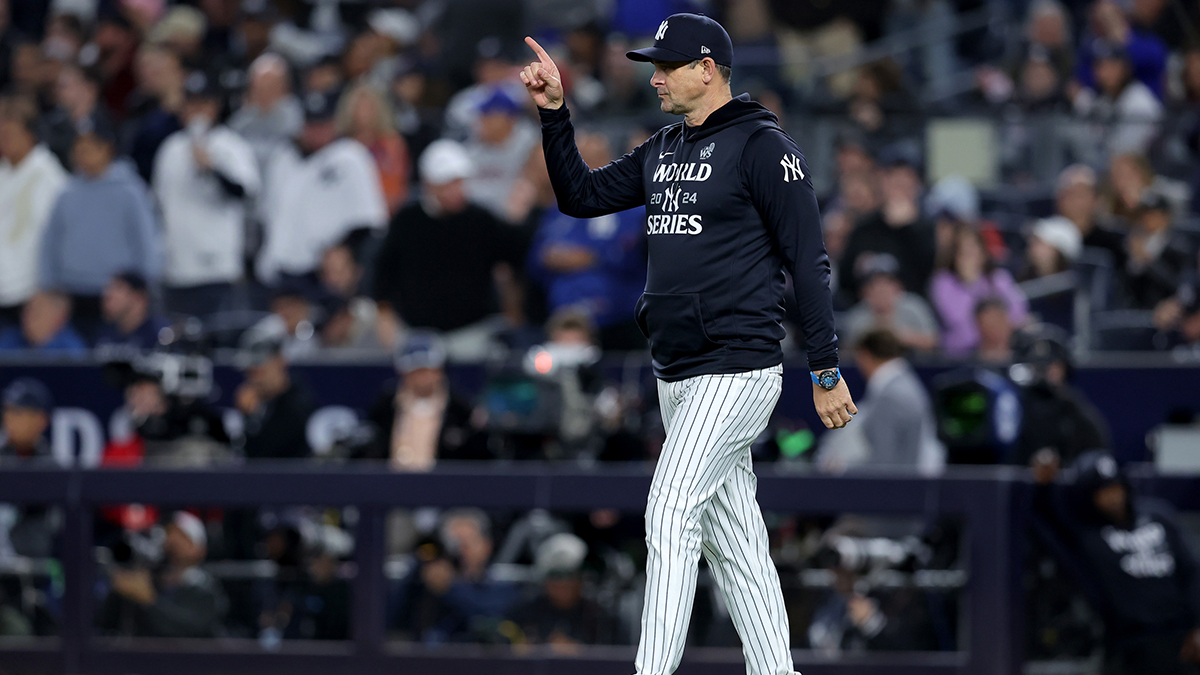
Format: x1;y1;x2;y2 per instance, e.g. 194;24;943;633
539;94;837;381
1035;452;1200;641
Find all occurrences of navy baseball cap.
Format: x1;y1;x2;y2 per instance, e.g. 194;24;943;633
3;378;53;412
394;330;447;373
626;13;733;68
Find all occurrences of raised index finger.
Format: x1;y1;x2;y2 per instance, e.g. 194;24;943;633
525;36;554;69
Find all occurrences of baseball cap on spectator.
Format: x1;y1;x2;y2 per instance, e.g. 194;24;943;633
419;139;474;185
855;253;903;284
2;378;53;413
184;70;222;101
237;319;287;368
171;511;207;548
877;139;923;172
926;175;980;224
1056;164;1097;193
304;89;341;122
148;6;207;46
113;271;149;293
477;87;521;117
626;13;734;68
535;533;588;579
1032;216;1083;261
75;111;118;148
369;8;420;46
394;330;447;373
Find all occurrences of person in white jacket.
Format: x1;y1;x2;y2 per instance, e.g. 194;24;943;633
0;95;68;327
153;72;260;318
256;88;388;285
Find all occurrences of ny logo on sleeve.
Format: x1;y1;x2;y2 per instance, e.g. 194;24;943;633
780;153;805;183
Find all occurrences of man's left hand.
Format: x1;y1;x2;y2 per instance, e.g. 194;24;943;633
814;377;857;429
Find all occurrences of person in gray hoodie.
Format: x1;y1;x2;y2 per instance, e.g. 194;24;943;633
38;113;162;340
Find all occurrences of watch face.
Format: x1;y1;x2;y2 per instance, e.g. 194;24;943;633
819;371;839;389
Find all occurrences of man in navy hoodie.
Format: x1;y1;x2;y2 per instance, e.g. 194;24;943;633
1034;451;1200;674
521;14;855;675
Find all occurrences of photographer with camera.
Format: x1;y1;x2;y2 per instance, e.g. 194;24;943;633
98;511;228;638
234;327;314;460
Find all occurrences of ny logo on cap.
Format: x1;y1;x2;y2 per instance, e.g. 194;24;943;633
655;20;669;41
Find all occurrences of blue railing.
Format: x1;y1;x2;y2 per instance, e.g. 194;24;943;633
0;463;1043;675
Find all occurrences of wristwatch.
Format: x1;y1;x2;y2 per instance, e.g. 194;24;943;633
811;368;841;390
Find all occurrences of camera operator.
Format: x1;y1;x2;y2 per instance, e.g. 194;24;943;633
1033;452;1200;675
1010;327;1110;467
807;533;939;653
234;327;314;460
98;511;228;638
357;331;488;469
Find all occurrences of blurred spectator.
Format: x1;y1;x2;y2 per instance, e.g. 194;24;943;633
1055;164;1127;269
251;284;320;360
838;146;935;299
292;525;353;640
974;298;1016;365
0;291;87;354
508;533;618;648
1073;40;1162;157
1012;328;1109;467
843;59;915;147
1022;216;1082;281
442;39;524;141
394;536;462;642
1033;452;1200;675
315;233;383;351
816;328;944;474
146;6;207;68
111;367;231;467
93;10;140;120
360;332;487;468
95;272;168;350
99;511;228;638
464;86;539;222
807;562;939;652
0;94;67;326
39;114;161;337
840;254;939;352
0;378;53;462
154;70;259;319
977;1;1073;108
124;44;186;182
337;83;410;215
256;88;388;285
1153;260;1200;351
930;223;1028;357
527;133;646;350
228;53;304;173
389;60;442;165
234;328;315;459
373;140;525;359
1121;190;1195;309
438;508;520;636
1074;0;1168;100
1104;152;1156;222
38;63;107;168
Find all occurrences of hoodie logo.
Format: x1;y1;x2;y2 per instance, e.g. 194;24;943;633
699;142;715;160
663;185;681;212
655;20;669;41
780;153;805;182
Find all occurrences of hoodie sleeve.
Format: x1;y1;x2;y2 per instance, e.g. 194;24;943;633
38;194;67;290
125;184;163;283
538;105;648;218
741;127;838;371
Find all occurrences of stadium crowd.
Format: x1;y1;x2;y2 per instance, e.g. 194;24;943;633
3;0;1200;672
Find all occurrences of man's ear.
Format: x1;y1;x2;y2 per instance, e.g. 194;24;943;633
702;57;716;84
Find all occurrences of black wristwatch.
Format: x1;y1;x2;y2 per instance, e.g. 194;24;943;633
811;368;841;390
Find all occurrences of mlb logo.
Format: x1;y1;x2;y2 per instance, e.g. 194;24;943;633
699;142;715;160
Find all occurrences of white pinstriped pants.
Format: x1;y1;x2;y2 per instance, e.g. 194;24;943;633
636;365;798;675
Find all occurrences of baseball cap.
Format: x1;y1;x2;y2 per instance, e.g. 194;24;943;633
394;330;447;373
477;87;521;116
626;13;734;68
1056;164;1096;193
535;533;588;579
419;139;474;185
237;317;287;368
171;511;207;548
856;253;903;283
1032;216;1083;261
2;378;53;412
304;88;341;122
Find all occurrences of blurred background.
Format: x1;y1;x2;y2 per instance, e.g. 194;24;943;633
1;0;1200;673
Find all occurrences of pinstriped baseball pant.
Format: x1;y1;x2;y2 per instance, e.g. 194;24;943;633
635;364;798;675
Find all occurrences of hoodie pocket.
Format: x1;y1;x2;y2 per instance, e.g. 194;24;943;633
634;292;722;364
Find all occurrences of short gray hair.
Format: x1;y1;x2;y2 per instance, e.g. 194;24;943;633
689;59;731;84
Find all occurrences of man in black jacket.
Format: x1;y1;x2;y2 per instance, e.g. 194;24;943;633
1034;452;1200;674
520;14;855;675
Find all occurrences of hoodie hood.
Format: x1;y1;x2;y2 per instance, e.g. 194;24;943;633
683;93;779;141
